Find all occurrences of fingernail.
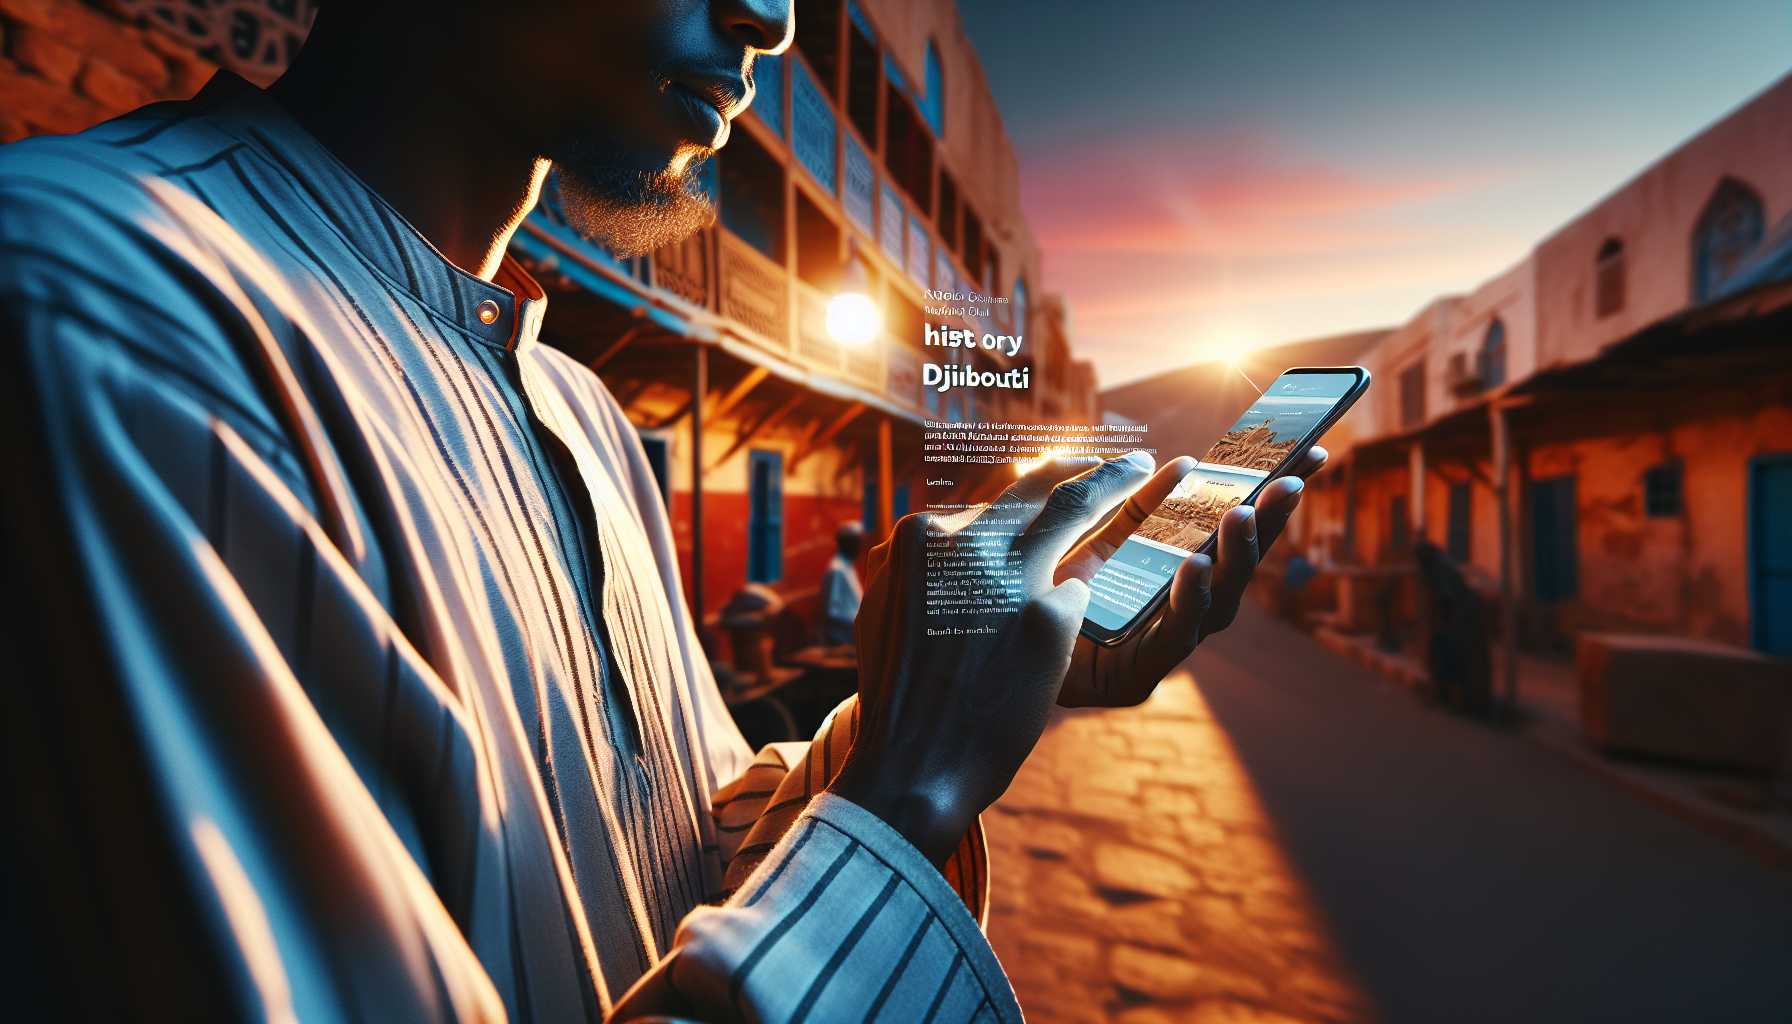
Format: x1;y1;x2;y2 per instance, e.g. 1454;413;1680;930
1240;505;1257;540
1121;449;1152;469
1287;477;1305;494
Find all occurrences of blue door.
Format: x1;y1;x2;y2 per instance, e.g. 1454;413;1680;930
747;449;783;583
637;431;671;507
1447;481;1472;562
862;481;910;534
861;475;880;532
1529;475;1578;603
1388;494;1410;558
1750;455;1792;655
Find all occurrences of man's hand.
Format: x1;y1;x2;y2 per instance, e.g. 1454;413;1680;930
829;452;1154;864
1053;446;1328;708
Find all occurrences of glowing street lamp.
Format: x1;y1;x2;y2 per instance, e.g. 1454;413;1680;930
826;252;881;347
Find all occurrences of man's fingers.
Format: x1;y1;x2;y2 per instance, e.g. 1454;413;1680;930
1250;445;1324;556
1288;444;1329;481
1017;450;1154;567
978;455;1106;531
1163;550;1214;640
1253;476;1304;555
1056;455;1196;584
1203;502;1259;638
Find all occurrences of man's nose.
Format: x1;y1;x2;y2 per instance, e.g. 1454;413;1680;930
716;0;794;54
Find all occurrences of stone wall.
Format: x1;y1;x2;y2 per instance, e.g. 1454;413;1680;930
0;0;312;143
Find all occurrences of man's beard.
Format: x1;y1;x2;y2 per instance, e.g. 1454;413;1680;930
549;144;716;259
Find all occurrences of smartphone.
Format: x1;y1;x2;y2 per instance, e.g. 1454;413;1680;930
1081;366;1371;645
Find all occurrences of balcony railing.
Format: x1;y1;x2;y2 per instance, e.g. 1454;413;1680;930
790;282;881;387
795;283;839;370
776;31;995;317
518;3;1084;421
650;228;710;310
717;229;790;347
844;327;881;387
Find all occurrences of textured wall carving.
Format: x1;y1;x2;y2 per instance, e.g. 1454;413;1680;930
116;0;316;84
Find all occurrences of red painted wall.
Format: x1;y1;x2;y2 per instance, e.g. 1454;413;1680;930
669;490;866;625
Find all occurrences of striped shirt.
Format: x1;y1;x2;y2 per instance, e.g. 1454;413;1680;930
0;71;1014;1022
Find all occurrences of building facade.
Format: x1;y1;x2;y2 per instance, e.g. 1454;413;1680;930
1304;72;1792;662
507;0;1098;627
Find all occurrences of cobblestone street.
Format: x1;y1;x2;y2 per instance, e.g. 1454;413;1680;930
984;666;1371;1023
985;612;1792;1023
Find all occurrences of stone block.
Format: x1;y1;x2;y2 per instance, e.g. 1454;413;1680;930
0;58;104;134
79;56;153;111
9;23;81;85
1578;632;1791;771
7;0;166;84
1111;944;1270;1003
139;29;214;95
1016;819;1083;861
1094;842;1196;899
0;0;57;29
1095;899;1188;948
1183;1000;1315;1024
1017;928;1100;972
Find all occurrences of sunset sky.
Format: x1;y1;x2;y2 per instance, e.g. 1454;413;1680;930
958;0;1792;387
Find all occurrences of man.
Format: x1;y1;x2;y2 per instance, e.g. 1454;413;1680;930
0;1;1319;1020
820;522;864;645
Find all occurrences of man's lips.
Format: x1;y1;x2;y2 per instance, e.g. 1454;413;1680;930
672;77;750;122
667;83;729;146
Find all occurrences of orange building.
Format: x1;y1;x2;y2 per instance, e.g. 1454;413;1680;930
1291;72;1792;674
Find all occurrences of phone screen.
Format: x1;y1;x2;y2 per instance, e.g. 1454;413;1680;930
1084;369;1363;636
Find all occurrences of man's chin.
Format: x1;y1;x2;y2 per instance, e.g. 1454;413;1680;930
550;154;716;260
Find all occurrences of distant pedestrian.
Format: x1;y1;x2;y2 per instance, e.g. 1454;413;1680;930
1282;549;1317;626
822;521;866;645
1415;541;1493;716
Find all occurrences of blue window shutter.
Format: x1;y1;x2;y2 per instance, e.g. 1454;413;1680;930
906;214;929;286
752;53;784;137
843;134;875;233
884;52;910;98
748;450;785;583
791;61;837;192
923;42;945;135
880;184;905;264
848;1;874;36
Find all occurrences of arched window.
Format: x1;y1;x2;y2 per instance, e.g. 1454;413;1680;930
1480;318;1506;389
1692;178;1765;301
922;41;945;136
1595;237;1625;317
1012;277;1028;338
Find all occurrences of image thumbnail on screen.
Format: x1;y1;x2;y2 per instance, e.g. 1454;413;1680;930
1086;371;1356;631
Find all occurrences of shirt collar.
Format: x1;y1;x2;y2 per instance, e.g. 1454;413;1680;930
191;71;547;352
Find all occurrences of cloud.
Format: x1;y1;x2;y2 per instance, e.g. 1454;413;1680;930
1022;130;1490;256
1011;127;1528;386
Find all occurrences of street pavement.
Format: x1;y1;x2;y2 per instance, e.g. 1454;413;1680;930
984;610;1792;1022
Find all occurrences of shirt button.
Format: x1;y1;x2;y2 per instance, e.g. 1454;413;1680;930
476;299;501;325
